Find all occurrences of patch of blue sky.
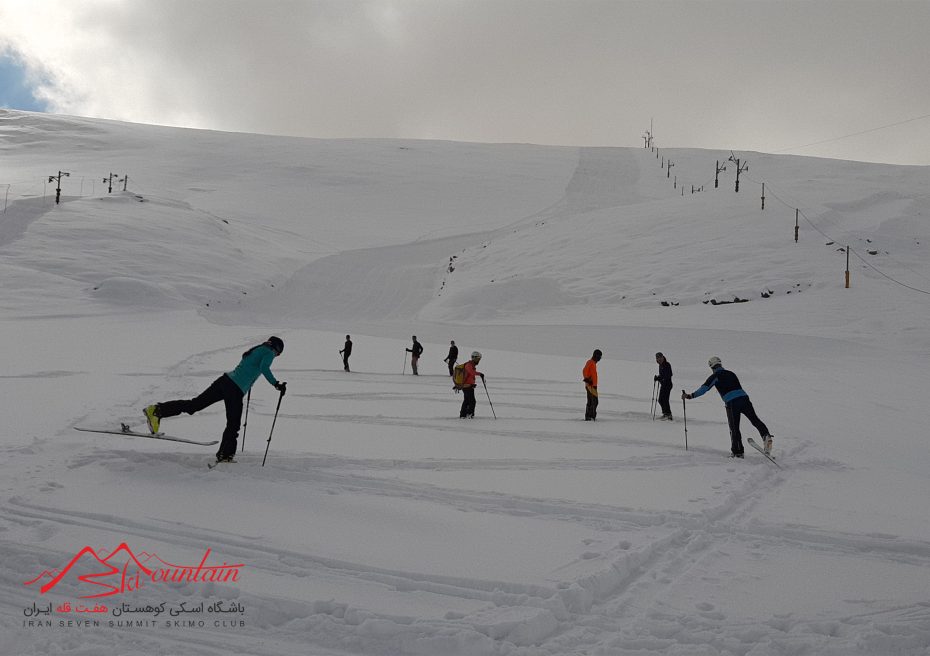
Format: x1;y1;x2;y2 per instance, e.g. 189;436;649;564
0;52;48;112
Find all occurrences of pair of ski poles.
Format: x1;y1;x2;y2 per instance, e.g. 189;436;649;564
651;379;659;420
240;386;287;467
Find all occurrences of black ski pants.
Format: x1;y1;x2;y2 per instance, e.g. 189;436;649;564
585;386;598;420
343;353;351;372
658;381;672;417
460;386;477;418
725;396;769;456
158;374;244;459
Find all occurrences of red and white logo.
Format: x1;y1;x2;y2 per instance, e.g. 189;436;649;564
24;543;243;599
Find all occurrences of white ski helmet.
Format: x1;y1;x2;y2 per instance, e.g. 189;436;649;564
708;356;722;369
471;351;482;360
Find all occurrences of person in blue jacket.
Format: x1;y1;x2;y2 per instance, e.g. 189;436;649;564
144;336;287;463
682;356;773;458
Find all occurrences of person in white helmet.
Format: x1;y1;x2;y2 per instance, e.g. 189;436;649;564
682;356;773;458
459;351;485;418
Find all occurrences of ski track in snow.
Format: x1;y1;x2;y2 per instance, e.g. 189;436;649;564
4;361;928;655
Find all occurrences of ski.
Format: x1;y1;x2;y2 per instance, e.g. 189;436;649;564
74;425;218;446
207;460;232;470
747;438;781;468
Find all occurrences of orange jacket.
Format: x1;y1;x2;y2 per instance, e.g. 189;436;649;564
582;359;598;388
463;360;482;387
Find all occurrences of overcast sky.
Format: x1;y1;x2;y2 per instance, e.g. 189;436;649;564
2;0;930;165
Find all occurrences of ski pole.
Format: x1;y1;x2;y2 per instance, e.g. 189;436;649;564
261;387;285;467
481;377;497;419
682;395;689;451
651;379;658;420
402;350;407;375
241;389;251;452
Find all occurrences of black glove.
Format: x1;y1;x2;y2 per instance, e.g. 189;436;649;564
654;375;659;381
274;381;287;395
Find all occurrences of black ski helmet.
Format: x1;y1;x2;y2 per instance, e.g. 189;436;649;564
267;336;284;355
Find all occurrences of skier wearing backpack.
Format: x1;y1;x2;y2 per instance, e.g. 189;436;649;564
143;337;287;464
459;351;484;418
444;340;459;377
582;349;602;421
406;336;424;375
654;352;673;420
682;356;773;458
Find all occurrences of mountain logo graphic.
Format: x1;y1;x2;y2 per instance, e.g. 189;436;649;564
24;543;243;598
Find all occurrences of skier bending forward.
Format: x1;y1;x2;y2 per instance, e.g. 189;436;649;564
144;337;287;463
683;356;773;458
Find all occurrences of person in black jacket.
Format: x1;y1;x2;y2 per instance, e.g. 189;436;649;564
683;356;773;458
654;352;673;420
339;335;353;372
406;336;424;375
444;340;459;377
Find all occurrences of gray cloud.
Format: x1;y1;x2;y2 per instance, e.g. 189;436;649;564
2;0;930;164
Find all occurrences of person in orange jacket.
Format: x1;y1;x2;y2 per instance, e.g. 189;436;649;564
459;351;484;418
583;349;602;421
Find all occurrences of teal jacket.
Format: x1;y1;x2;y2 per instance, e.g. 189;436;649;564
226;344;279;394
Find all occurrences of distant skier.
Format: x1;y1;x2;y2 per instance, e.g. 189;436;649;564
143;336;287;464
339;335;353;372
459;351;485;418
406;336;424;375
444;340;459;377
682;356;773;458
582;349;602;421
654;352;673;420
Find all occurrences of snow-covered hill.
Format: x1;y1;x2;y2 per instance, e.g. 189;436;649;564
2;109;929;655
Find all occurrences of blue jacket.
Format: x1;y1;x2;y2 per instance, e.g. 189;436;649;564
690;366;748;405
226;344;279;394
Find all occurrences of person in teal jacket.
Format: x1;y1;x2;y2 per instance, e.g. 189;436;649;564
144;336;286;463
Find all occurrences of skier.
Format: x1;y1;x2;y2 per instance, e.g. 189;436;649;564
582;349;602;421
654;352;673;420
339;335;353;372
444;340;459;377
459;351;484;418
406;336;424;375
143;336;287;464
682;356;773;458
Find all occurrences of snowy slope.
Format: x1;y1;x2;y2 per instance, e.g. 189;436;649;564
2;109;929;656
